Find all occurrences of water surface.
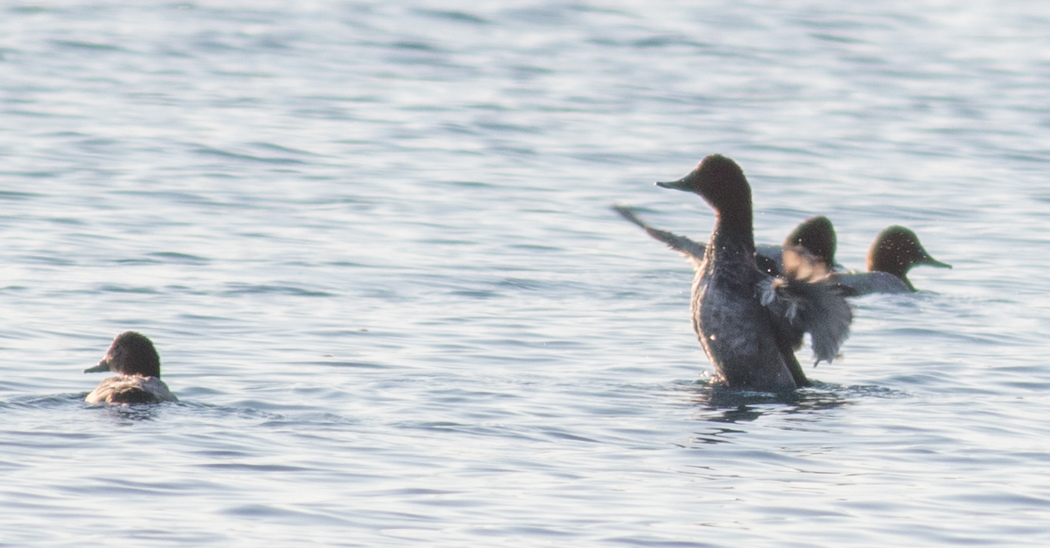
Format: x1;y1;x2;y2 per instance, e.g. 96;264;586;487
1;1;1049;546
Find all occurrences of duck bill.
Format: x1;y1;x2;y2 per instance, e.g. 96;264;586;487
84;360;111;374
922;256;952;269
655;174;693;191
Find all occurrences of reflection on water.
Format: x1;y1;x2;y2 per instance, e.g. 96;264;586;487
89;402;167;424
675;379;851;418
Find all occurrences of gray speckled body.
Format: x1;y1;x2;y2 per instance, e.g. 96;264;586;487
830;271;911;295
694;229;798;391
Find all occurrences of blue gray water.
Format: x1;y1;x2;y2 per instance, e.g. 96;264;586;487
1;1;1048;546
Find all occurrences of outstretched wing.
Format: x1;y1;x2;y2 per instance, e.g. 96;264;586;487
757;248;852;365
613;205;706;267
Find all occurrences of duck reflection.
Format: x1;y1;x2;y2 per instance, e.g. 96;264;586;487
680;380;855;426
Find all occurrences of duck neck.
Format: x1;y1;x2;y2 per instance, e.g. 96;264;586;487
869;256;914;289
714;210;755;251
889;269;917;291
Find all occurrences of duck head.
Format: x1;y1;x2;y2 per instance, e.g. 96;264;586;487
867;226;951;289
656;154;753;235
783;216;838;270
84;331;162;378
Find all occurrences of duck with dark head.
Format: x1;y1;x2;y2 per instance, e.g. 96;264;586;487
849;225;952;293
84;331;177;404
652;154;852;392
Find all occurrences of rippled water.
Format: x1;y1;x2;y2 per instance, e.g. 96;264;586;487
1;1;1049;546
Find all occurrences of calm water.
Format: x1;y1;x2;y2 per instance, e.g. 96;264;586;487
1;1;1049;546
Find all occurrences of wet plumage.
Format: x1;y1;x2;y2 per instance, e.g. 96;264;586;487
630;154;851;392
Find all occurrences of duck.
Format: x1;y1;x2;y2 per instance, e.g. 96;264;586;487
84;331;177;404
642;154;851;392
831;226;951;294
782;215;837;268
766;221;951;294
614;208;949;295
758;215;839;274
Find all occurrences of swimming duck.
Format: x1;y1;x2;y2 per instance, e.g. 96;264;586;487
615;208;949;295
764;220;950;294
646;154;851;392
84;331;177;404
783;215;837;266
831;225;951;294
766;215;839;272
